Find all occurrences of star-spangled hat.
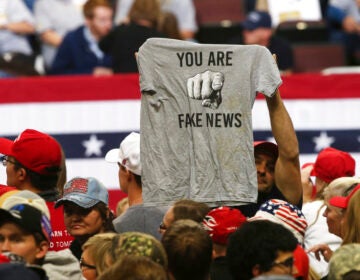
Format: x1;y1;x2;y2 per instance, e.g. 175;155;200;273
249;199;308;245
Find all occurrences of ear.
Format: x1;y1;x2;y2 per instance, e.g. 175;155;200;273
252;264;261;278
35;240;49;260
17;167;27;182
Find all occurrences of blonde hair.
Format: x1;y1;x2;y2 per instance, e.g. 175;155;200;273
98;255;168;280
128;0;161;27
82;232;118;275
342;190;360;244
116;197;129;217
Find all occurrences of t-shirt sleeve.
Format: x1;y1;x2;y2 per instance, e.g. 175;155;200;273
137;40;158;94
252;46;282;98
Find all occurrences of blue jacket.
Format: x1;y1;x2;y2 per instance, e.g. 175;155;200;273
50;26;112;75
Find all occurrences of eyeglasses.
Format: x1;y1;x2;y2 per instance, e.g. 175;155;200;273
1;156;17;167
80;258;96;270
271;256;294;271
159;221;167;231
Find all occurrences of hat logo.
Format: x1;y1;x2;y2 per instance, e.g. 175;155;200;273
64;178;89;195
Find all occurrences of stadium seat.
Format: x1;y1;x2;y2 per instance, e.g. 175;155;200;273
275;20;329;44
292;43;346;73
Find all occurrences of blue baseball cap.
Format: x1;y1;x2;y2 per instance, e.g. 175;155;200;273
242;11;272;30
55;177;109;208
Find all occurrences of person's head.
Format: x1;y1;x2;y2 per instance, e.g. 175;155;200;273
158;11;182;40
242;11;273;46
253;141;278;193
323;177;360;237
81;232;118;280
55;177;113;243
105;132;141;193
311;147;355;199
227;220;298;280
162;219;212;280
128;0;161;27
98;255;168;280
328;243;360;280
0;129;62;192
83;0;113;40
0;191;51;265
159;199;210;235
202;206;246;257
249;199;308;246
110;232;167;268
330;184;360;244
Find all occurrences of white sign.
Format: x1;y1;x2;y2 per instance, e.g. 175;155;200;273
267;0;322;27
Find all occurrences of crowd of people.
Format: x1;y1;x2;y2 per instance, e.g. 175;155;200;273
0;82;359;279
0;0;359;78
1;0;360;280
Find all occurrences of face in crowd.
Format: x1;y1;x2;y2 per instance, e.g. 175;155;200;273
255;151;276;193
0;221;48;264
63;202;107;241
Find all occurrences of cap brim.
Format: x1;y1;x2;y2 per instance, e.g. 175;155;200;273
329;196;347;209
105;148;121;163
254;141;279;159
0;208;20;225
242;21;256;31
0;138;13;156
55;194;99;209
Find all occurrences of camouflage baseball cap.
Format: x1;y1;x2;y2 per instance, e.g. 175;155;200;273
328;244;360;280
111;232;167;268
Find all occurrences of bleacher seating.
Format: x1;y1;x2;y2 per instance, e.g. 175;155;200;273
275;20;329;44
292;43;346;73
194;0;245;44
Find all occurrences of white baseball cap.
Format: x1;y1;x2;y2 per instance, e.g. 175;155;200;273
105;132;141;176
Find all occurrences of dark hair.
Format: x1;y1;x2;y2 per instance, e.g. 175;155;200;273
161;219;212;280
13;161;59;192
94;202;115;232
227;220;298;280
343;270;360;280
172;199;210;223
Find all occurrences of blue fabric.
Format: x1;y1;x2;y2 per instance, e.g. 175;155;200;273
50;26;112;75
327;5;347;23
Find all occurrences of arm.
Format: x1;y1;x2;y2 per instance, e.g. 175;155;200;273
40;30;63;47
265;89;302;206
0;21;35;34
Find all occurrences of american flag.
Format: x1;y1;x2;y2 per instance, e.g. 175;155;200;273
0;73;359;190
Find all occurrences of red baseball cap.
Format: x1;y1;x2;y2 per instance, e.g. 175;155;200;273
310;147;355;183
293;245;309;279
0;129;61;175
202;206;247;245
254;141;279;160
329;183;360;209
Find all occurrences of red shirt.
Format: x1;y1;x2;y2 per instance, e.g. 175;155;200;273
46;202;74;251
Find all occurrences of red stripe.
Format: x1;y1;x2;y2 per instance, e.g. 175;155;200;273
0;73;359;104
0;74;141;104
275;209;307;233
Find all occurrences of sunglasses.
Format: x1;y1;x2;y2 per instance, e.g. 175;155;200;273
80;258;96;270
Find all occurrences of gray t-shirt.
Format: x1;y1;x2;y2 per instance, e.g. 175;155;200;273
138;38;281;207
113;204;168;240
